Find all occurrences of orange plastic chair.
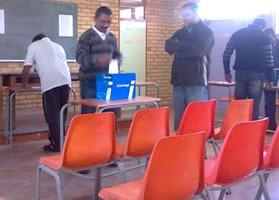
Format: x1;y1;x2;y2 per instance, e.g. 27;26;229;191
213;99;253;150
204;118;269;200
173;100;217;155
219;92;235;103
255;126;279;200
113;107;169;182
35;113;116;200
99;132;205;200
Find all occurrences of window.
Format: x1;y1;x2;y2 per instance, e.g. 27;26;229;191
120;0;145;20
199;0;276;20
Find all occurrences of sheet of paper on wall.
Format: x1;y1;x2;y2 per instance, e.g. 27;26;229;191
109;59;119;74
0;9;5;34
59;14;73;37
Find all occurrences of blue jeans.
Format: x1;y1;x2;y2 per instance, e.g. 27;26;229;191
80;80;96;114
173;85;208;130
235;70;264;120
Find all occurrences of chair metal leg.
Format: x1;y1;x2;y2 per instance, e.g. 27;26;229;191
54;173;63;200
94;168;102;200
205;186;214;200
212;141;219;156
60;171;65;188
218;188;226;200
35;166;42;200
145;157;150;170
257;172;271;200
200;192;210;200
255;173;269;200
116;161;126;183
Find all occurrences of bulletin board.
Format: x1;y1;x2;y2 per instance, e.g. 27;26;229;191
0;0;77;60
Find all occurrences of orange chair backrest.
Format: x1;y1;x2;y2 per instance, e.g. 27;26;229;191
125;107;169;157
264;126;279;169
215;118;268;184
138;133;205;200
216;99;253;140
61;113;116;169
177;99;216;138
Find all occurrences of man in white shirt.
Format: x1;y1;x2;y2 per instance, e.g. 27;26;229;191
22;33;71;152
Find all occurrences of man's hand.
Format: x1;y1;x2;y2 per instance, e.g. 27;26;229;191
225;74;233;83
97;54;112;65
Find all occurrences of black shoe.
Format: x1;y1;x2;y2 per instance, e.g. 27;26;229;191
107;163;118;167
78;169;91;174
43;144;60;152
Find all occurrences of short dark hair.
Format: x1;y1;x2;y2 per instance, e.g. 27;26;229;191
32;33;46;42
183;2;199;13
95;6;112;18
265;28;275;36
252;18;266;27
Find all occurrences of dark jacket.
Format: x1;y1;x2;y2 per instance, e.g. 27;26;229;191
223;24;274;81
76;28;122;81
165;20;214;86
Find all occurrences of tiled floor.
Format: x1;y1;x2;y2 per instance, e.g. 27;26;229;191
0;107;279;200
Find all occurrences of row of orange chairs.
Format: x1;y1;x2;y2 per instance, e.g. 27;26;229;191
35;99;277;200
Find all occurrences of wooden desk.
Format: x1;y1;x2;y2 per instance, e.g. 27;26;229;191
0;72;79;131
136;81;160;98
208;81;235;101
59;96;161;151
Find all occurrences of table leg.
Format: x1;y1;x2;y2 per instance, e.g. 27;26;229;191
0;76;3;131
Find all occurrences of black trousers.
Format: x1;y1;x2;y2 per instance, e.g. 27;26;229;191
264;90;277;130
42;85;70;148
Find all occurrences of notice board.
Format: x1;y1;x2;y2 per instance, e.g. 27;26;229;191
0;0;77;60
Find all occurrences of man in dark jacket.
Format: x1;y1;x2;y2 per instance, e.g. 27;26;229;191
223;18;274;120
165;2;214;130
264;28;279;130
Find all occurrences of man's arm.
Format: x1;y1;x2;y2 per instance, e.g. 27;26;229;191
22;65;32;88
223;36;235;82
263;43;274;85
175;31;214;58
165;31;190;55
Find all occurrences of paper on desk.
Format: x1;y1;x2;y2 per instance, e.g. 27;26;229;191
109;59;119;74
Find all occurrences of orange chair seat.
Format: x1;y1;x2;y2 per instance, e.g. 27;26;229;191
204;158;217;186
113;143;126;158
169;131;176;136
99;180;142;200
220;96;235;102
39;155;63;171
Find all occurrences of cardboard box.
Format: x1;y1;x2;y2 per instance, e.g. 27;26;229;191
96;73;136;100
272;68;279;86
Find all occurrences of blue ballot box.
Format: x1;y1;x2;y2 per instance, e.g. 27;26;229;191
96;73;136;100
272;68;279;86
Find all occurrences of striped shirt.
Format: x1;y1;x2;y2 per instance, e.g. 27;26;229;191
223;24;274;81
24;37;71;93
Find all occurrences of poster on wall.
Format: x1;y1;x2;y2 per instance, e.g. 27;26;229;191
59;14;73;37
0;9;5;34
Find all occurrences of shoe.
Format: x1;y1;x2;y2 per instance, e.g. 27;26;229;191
107;163;118;167
43;144;60;152
78;170;91;174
